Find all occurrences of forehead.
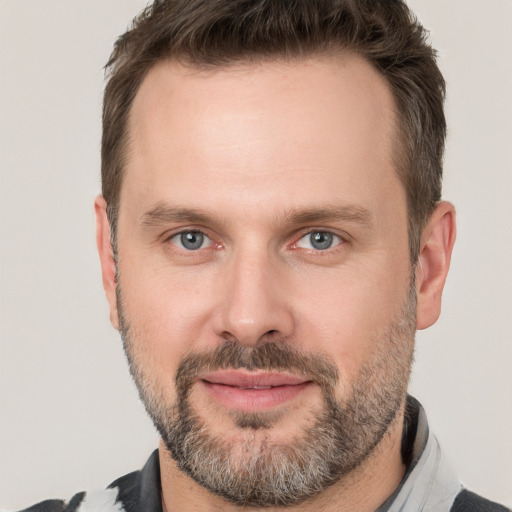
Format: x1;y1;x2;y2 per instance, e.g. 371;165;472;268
122;55;402;220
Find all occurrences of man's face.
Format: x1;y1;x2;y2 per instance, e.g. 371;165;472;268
111;56;416;505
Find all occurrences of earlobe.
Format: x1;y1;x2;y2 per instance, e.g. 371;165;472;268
94;195;120;330
415;201;456;330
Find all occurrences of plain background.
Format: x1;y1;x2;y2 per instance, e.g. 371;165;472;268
1;0;511;509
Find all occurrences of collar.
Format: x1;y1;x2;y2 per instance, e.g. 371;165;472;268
377;396;462;511
107;396;461;512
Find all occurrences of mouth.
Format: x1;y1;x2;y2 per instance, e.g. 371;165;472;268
197;370;313;411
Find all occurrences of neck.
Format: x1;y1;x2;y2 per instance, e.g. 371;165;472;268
159;410;406;512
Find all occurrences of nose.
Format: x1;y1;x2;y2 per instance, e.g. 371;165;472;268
212;247;295;347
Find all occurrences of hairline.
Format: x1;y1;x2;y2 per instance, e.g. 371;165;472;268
108;51;421;263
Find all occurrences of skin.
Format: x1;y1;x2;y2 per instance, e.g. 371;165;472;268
96;55;456;511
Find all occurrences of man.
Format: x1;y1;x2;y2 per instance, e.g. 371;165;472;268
13;0;510;511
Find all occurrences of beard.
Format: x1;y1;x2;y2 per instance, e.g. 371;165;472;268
117;280;416;508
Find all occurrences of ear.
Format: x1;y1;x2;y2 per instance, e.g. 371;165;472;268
415;201;456;330
95;195;120;330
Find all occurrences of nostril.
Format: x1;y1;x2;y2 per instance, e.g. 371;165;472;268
221;332;239;344
263;330;280;340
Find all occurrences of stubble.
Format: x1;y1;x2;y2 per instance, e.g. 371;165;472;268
117;279;416;507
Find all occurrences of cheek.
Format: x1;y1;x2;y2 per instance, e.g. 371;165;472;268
117;261;219;394
294;262;411;383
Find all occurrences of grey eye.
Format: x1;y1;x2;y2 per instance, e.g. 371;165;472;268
170;231;210;250
181;231;204;250
296;231;342;251
309;231;334;250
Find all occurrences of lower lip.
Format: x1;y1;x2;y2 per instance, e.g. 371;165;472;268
200;381;312;411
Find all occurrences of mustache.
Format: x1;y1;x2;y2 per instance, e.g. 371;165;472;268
175;340;339;393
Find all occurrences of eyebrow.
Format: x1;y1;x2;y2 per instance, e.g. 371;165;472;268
140;202;373;229
282;205;372;227
141;204;212;226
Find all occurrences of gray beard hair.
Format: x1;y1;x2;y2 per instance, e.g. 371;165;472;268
117;280;416;508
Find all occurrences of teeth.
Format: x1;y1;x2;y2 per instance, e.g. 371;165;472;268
241;385;273;390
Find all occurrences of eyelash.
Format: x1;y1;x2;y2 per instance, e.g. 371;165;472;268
166;230;217;251
290;229;346;253
164;228;347;256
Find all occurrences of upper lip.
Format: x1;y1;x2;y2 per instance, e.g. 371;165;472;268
199;370;310;388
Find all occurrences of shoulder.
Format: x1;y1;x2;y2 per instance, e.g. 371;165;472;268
8;486;129;512
7;492;86;512
451;489;511;512
6;452;160;512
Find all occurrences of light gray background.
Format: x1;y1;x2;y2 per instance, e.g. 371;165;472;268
1;0;511;509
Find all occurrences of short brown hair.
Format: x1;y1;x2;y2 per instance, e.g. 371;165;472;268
102;0;446;262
